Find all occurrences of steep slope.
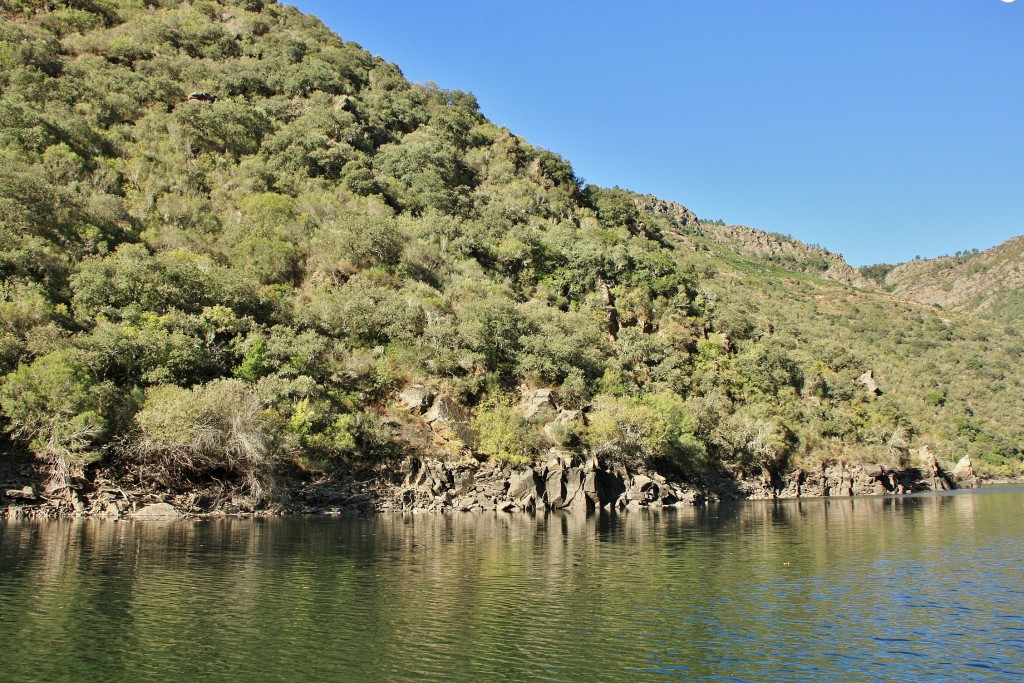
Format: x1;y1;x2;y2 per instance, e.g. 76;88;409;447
632;197;871;288
0;0;1020;515
884;236;1024;323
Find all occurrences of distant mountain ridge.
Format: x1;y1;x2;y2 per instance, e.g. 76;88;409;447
885;236;1024;322
633;194;1024;315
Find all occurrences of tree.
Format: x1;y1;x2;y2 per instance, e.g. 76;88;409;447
0;350;108;491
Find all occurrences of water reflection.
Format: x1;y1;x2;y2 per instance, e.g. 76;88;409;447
2;491;1024;682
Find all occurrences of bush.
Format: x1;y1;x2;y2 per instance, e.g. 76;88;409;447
586;391;704;471
472;398;537;466
129;379;278;501
0;350;108;491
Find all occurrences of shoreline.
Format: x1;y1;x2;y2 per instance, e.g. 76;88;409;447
3;456;1010;522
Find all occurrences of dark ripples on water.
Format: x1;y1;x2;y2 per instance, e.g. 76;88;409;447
2;489;1024;682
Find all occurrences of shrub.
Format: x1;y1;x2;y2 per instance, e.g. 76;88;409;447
129;379;278;501
0;350;108;491
472;398;537;466
586;391;704;471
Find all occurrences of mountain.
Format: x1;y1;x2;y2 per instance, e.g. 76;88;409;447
882;236;1024;325
0;0;1020;512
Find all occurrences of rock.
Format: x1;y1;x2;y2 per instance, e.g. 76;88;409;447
425;395;465;424
544;468;566;509
187;91;217;103
3;486;36;501
872;481;888;496
452;468;476;496
953;455;976;481
520;388;558;420
584;469;626;508
398;385;435;414
332;94;355;111
133;502;182;521
563;467;587;510
861;464;885;480
858;370;881;396
507;469;540;502
918;445;956;491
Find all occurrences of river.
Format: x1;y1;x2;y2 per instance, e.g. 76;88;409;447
2;489;1023;682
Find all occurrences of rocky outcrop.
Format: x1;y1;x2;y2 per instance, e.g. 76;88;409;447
858;370;881;396
0;446;976;521
633;195;872;289
304;457;709;515
952;454;981;488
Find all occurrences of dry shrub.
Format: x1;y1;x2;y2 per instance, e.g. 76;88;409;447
129;379;278;501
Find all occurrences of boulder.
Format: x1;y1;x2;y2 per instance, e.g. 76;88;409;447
133;503;182;521
544;468;566;509
3;486;37;501
398;385;434;414
520;388;557;420
507;469;540;502
332;94;355;111
953;455;976;481
858;370;881;396
861;463;885;480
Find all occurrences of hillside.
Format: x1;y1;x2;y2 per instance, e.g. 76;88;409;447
882;236;1024;325
0;0;1021;513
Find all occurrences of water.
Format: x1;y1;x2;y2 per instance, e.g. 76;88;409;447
2;489;1024;682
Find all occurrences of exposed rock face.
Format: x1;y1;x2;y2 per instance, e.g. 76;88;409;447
520;387;557;421
633;195;699;229
885;235;1024;317
3;486;37;501
378;457;704;514
632;196;872;289
858;370;881;396
398;385;435;414
953;455;981;488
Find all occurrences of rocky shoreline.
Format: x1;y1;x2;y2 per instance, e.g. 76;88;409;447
0;449;996;522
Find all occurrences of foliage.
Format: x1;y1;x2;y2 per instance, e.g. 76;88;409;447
0;0;1022;503
586;392;704;472
472;397;537;467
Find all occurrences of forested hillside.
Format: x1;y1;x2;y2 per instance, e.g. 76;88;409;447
1;0;1021;507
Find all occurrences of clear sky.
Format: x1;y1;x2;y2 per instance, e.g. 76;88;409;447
289;0;1023;266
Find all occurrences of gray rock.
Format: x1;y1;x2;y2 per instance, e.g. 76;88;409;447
508;469;540;502
133;503;182;521
953;455;976;481
563;467;587;510
544;468;566;509
520;388;557;420
584;469;626;507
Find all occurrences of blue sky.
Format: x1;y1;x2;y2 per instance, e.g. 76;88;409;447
289;1;1023;266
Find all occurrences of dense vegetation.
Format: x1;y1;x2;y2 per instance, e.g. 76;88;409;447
1;0;1021;505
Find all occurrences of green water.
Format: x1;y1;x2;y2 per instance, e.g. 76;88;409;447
2;490;1023;682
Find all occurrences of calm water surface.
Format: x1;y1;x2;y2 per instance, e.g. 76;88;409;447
2;489;1024;682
